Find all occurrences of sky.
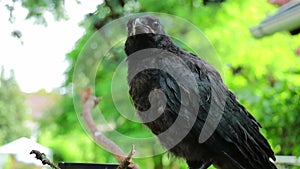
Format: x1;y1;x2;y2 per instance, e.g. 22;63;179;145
0;1;101;93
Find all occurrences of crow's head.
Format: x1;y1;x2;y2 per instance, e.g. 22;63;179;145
127;16;165;36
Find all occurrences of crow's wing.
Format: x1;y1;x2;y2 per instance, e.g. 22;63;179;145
158;50;276;169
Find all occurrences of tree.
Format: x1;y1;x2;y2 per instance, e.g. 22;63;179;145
0;67;30;144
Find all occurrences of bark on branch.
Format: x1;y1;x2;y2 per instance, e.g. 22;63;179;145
80;87;139;169
30;150;60;169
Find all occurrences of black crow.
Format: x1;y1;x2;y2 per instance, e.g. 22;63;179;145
125;15;277;169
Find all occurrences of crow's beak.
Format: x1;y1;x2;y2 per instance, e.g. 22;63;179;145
129;18;155;36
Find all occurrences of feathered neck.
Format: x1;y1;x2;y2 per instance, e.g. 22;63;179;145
125;33;181;56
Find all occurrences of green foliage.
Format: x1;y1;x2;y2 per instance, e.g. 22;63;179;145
21;0;67;24
253;81;300;156
4;0;67;27
0;68;30;144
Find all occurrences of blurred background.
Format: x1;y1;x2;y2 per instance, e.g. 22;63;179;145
0;0;299;169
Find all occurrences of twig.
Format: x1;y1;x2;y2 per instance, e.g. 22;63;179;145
117;145;137;169
30;150;60;169
80;87;139;169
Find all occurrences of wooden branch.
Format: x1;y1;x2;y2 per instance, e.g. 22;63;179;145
80;87;139;169
30;150;60;169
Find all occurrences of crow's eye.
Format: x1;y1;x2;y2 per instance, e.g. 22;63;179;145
152;21;159;28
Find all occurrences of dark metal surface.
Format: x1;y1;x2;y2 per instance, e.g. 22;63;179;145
250;1;300;38
58;162;119;169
